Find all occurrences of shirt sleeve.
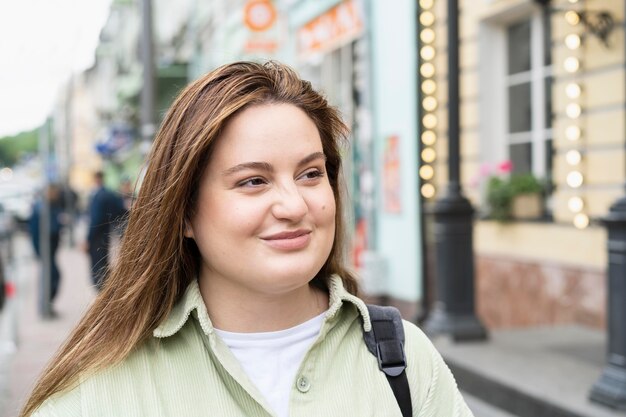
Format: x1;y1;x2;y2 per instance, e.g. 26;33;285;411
29;385;82;417
403;321;475;417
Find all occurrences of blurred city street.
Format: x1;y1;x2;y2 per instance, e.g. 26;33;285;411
1;0;626;415
0;224;95;417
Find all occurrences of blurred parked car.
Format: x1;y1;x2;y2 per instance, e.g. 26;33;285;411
0;182;36;226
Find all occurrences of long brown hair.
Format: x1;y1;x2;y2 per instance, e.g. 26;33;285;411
21;61;358;416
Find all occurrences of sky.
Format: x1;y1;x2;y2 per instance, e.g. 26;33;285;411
0;0;112;138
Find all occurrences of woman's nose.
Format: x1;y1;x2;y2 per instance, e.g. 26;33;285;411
271;184;308;221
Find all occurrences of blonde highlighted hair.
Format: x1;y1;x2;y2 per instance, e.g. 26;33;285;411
21;61;358;416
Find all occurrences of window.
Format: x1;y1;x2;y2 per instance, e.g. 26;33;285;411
505;12;553;180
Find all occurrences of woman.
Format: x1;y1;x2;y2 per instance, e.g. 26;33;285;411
22;61;473;417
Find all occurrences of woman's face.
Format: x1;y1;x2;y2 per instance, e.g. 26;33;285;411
186;103;336;296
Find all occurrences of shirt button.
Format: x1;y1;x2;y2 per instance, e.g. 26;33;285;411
296;376;311;393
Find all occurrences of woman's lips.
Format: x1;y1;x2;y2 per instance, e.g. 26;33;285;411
261;230;312;250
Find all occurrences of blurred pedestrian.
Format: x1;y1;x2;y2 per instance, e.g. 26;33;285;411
116;176;135;235
28;183;64;315
118;176;136;212
84;171;125;290
21;62;473;417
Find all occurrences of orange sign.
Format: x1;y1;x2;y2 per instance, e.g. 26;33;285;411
244;0;277;32
298;0;364;58
383;135;402;213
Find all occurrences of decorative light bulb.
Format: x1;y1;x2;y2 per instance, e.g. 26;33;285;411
420;0;434;9
422;80;436;95
565;83;581;99
565;34;581;50
567;171;583;188
565;150;582;165
421;147;436;163
419;165;434;180
420;28;435;44
423;114;437;129
422;130;436;145
423;96;438;111
573;213;589;229
566;103;582;118
564;57;580;73
568;196;584;212
421;183;436;198
565;125;581;141
420;63;435;78
420;45;436;61
420;11;435;26
565;11;580;26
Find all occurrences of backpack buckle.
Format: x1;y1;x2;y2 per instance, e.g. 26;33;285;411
376;340;407;377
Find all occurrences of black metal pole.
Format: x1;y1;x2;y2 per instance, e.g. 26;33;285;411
140;0;156;144
422;0;487;341
588;1;626;407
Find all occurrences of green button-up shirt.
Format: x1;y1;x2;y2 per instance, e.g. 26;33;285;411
34;275;473;417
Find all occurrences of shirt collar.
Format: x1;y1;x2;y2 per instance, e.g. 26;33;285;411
153;274;372;338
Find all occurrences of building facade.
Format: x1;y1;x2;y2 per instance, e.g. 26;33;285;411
420;0;624;329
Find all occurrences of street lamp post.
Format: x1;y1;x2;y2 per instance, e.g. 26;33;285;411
140;0;156;145
422;0;487;341
38;121;52;319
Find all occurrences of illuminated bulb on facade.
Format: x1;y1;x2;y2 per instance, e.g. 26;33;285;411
566;150;582;165
423;114;438;129
565;34;581;50
564;57;580;73
566;125;581;141
421;147;436;163
422;130;436;145
566;103;582;118
419;0;434;9
574;213;589;229
420;28;435;44
420;63;435;78
423;96;438;111
420;11;435;26
568;0;579;4
565;11;580;26
420;45;436;61
567;171;584;188
421;183;436;198
566;83;581;99
568;196;584;213
419;165;434;180
422;79;437;95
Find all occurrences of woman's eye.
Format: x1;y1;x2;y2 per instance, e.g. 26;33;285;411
300;169;324;180
238;177;267;187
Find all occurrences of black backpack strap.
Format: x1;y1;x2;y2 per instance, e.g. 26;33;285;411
364;305;412;417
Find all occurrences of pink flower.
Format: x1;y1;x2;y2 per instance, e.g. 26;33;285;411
497;160;513;174
479;163;493;177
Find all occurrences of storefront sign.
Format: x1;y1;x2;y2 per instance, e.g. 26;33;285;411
383;135;402;213
243;0;277;32
297;0;363;59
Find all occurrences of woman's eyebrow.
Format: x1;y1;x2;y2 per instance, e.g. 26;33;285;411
297;152;327;168
222;152;326;177
222;162;273;176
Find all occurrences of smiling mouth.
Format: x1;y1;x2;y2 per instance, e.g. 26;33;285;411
261;230;312;250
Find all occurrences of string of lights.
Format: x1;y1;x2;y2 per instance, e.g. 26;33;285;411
418;0;437;200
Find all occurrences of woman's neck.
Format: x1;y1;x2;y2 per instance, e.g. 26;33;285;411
198;276;329;333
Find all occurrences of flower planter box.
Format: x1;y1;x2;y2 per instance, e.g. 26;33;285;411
511;193;542;219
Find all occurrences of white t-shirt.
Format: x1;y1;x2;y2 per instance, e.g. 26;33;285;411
214;312;325;417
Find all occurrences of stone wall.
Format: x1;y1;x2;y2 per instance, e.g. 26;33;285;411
476;254;605;329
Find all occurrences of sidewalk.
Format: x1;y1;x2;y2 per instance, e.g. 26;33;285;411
1;230;96;417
